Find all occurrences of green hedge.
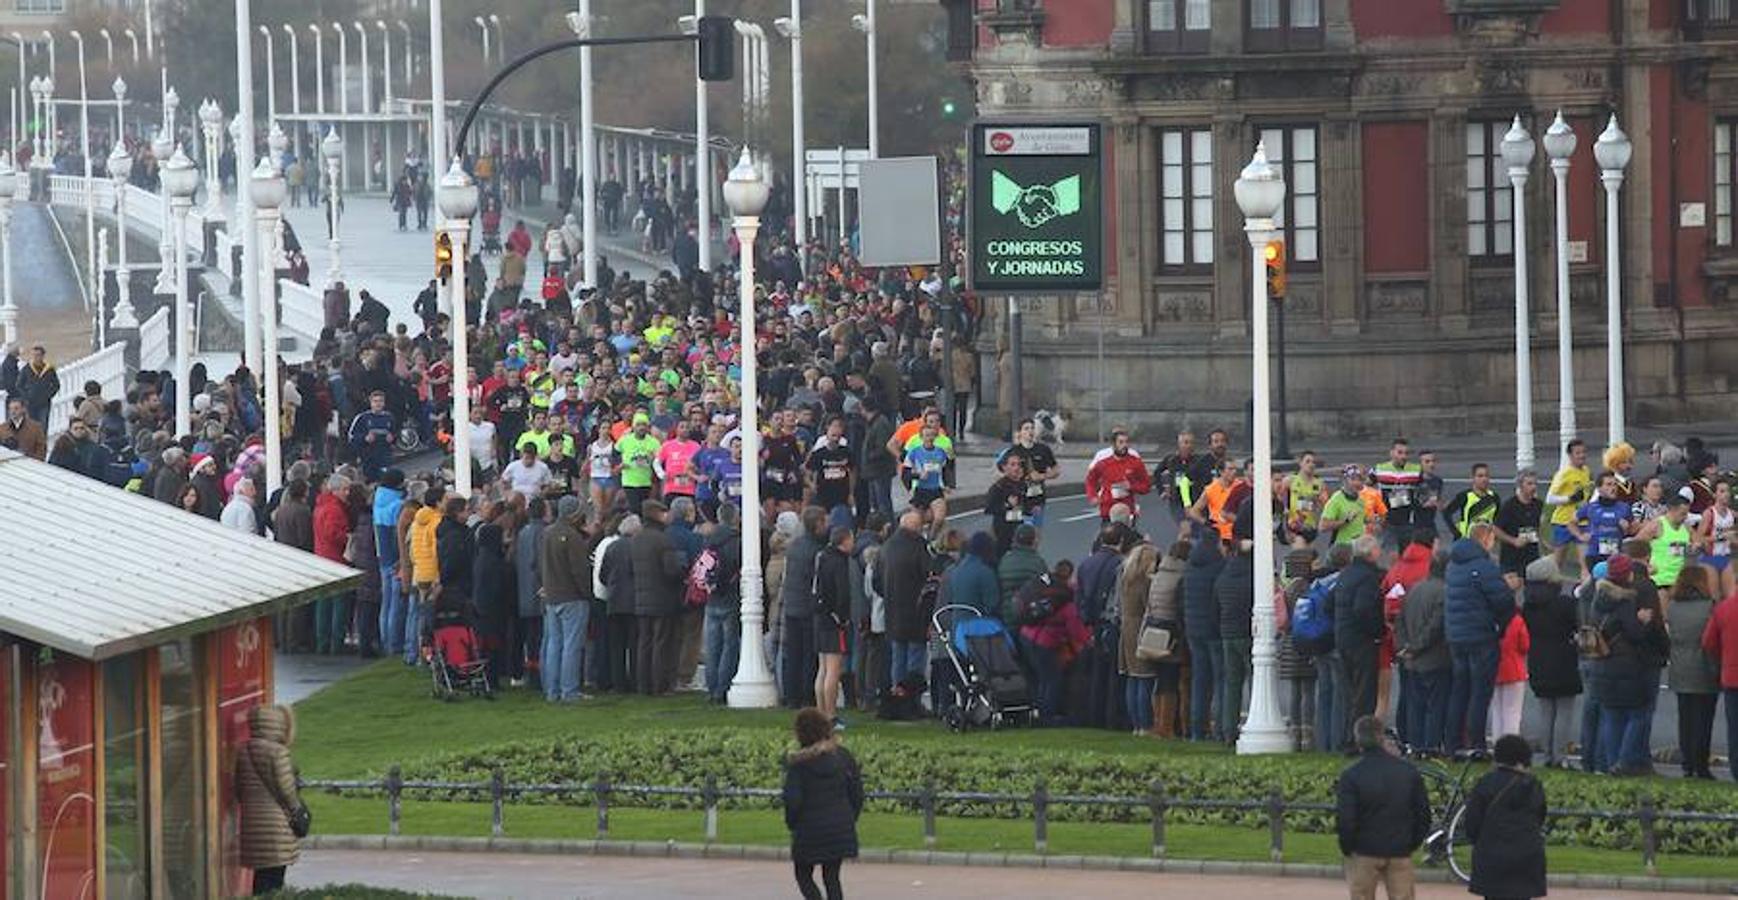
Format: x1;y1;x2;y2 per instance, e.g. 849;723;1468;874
375;729;1738;856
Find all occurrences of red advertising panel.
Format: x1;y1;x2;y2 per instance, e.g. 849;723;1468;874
216;619;269;897
35;656;96;900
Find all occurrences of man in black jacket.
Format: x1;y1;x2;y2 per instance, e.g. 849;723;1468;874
780;506;830;708
813;527;856;725
630;500;689;696
1335;715;1431;899
982;452;1028;559
1334;535;1386;752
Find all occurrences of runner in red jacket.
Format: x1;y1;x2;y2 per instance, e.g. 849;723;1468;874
1084;429;1152;522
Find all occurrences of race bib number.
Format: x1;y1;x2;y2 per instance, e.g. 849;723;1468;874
1025;482;1043;498
767;470;785;483
1390;488;1411;508
1716;540;1731;557
724;481;742;497
1519;528;1538;545
824;467;847;480
1670;542;1688;558
922;462;941;477
1598;538;1618;557
1112;482;1130;499
1297;498;1316;514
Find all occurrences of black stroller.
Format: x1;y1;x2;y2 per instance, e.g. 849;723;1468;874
931;604;1038;731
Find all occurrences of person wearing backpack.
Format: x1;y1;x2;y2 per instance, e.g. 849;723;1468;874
1334;536;1387;752
997;525;1050;628
1019;561;1090;723
702;504;745;705
1296;544;1351;752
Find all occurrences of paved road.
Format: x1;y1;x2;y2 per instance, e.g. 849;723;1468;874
288;849;1721;899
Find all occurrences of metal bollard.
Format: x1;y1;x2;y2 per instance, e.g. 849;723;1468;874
1148;780;1167;859
703;775;719;843
490;767;506;837
1638;793;1658;875
1267;789;1285;863
595;773;611;840
386;765;403;837
921;780;938;850
1033;778;1049;855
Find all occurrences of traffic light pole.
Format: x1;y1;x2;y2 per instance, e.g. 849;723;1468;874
1274;294;1291;461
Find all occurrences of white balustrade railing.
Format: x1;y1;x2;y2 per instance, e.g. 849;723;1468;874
279;278;324;346
45;341;126;438
138;306;172;373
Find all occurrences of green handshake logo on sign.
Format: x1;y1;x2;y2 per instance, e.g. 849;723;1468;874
991;171;1082;230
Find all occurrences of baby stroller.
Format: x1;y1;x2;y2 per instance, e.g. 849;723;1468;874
931;604;1037;731
426;609;495;701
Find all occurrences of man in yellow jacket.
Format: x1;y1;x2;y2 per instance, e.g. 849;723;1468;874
405;485;446;664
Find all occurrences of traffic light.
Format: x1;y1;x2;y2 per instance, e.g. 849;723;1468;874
436;231;453;283
1264;238;1286;301
696;16;735;82
941;98;958;117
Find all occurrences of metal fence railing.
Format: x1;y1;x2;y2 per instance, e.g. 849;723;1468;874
300;770;1738;876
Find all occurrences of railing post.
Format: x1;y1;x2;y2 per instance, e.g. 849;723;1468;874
703;775;719;843
1638;793;1657;875
1032;777;1049;855
595;773;611;840
1148;780;1167;859
920;780;937;850
490;766;506;837
1267;789;1285;863
386;765;403;837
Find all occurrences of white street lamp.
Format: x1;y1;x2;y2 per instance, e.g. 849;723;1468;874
152;89;177;295
723;148;776;710
267;123;290;270
309;24;325;116
774;8;807;259
852;2;879;159
111;75;125;144
322;126;344;286
1501;116;1536;475
488;15;504;61
473;16;490;64
377;21;393;108
732;22;765;152
12;36;27;162
161;145;199;438
249;157;286;494
332;23;349;118
258;25;276;125
1595;114;1632;446
353;22;371;115
70;32;99;347
565;6;597;288
123;29;139;67
429;0;448;187
0;153;15;348
98;29;113;70
107;142;137;329
437;158;477;498
1232;140;1288;755
1543;110;1577;456
283;25;301;117
236;0;263;380
197;98;224;221
397;21;413;86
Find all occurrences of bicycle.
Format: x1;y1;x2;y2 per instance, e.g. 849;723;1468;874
1409;747;1483;883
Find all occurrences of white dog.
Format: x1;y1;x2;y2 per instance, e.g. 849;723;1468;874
1031;409;1070;446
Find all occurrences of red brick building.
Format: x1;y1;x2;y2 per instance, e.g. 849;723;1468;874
949;0;1738;443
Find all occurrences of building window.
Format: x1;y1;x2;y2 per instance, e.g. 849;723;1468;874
1717;120;1736;246
1259;126;1320;265
1466;121;1515;260
1159;128;1215;272
1247;0;1323;52
1147;0;1211;52
14;0;68;13
1685;0;1733;24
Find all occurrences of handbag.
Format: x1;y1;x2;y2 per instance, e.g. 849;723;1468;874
246;746;312;838
1135;620;1175;662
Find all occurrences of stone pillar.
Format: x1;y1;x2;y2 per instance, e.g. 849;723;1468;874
1212;114;1247;336
1109;0;1138;54
1321;114;1361;333
1432;109;1471;331
1323;0;1355;51
1210;0;1243;55
1110;115;1145;333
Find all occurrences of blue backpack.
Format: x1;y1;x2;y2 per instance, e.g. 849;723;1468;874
1290;572;1339;656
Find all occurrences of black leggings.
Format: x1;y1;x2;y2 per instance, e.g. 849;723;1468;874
794;859;843;900
252;866;286;895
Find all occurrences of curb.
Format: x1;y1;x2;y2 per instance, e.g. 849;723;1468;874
303;835;1732;895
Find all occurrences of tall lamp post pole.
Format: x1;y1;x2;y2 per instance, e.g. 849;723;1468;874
724;149;776;710
322;127;344;286
438;159;477;498
1595;115;1632;446
679;10;712;273
108;77;135;330
1543;111;1577;458
71;32;98;346
162;146;199;437
0;153;15;349
283;25;300;117
565;6;597;288
775;7;806;258
1502;117;1536;475
1233;141;1290;756
152;88;177;295
852;1;878;159
250;158;286;494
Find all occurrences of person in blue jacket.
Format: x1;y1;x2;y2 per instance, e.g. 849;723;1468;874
371;469;407;656
944;532;1001;618
1442;523;1520;755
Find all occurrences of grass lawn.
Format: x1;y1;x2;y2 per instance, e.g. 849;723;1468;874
291;661;1735;880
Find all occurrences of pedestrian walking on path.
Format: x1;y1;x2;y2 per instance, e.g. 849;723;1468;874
783;707;864;900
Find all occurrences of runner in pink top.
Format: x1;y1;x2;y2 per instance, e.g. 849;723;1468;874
655;427;704;499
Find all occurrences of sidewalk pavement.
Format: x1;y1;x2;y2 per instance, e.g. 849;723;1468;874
288;848;1721;899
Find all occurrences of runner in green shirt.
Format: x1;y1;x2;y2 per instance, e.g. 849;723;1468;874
1286;450;1326;545
1319;464;1368;546
615;413;663;509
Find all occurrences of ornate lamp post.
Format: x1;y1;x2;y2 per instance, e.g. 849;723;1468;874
249;157;286;494
1594;115;1632;446
723;149;777;710
0;153;15;348
161;145;199;437
321;126;344;286
152;92;177;296
107;142;137;329
1232;142;1289;755
1543;111;1577;457
1501;117;1536;475
437;159;478;498
197;98;224;221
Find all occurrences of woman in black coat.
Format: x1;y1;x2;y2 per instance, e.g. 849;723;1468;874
434;497;475;610
1465;735;1548;900
471;511;511;685
783;708;863;900
1520;550;1583;768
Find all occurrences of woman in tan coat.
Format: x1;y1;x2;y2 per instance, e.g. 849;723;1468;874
237;704;305;894
1144;541;1191;737
1116;543;1161;735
